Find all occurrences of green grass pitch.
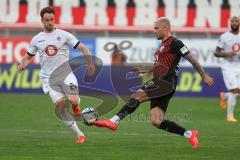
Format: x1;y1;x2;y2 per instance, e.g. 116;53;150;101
0;93;239;160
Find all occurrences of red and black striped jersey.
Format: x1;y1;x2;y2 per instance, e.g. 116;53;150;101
153;36;190;81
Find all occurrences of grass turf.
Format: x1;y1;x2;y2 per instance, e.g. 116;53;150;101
0;93;239;160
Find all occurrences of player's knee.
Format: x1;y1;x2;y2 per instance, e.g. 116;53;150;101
68;96;80;106
151;108;164;127
151;119;163;127
127;98;140;107
131;92;147;103
55;99;66;113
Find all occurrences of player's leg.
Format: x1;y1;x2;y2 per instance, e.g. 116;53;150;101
62;72;82;116
113;90;148;121
222;70;238;122
41;76;84;143
226;89;238;122
110;78;174;123
67;94;82;116
219;91;228;109
92;89;147;130
150;95;198;149
93;78;174;130
48;87;85;143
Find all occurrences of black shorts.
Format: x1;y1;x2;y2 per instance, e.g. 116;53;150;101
141;76;177;112
150;90;175;112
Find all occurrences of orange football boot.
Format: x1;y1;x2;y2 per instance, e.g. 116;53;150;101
92;119;118;131
76;135;85;144
72;106;82;116
188;130;199;149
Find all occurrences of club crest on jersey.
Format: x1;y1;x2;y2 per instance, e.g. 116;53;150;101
159;46;164;52
57;36;61;41
45;45;57;56
232;43;240;52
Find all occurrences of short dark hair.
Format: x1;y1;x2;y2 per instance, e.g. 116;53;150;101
40;6;55;19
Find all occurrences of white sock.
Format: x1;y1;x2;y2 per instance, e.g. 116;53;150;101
110;115;120;124
183;130;192;138
61;108;84;136
227;93;237;117
63;121;84;136
224;92;230;99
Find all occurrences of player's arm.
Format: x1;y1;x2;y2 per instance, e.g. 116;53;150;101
64;30;95;76
184;54;214;86
17;37;37;73
172;39;214;86
214;35;236;58
76;43;95;76
214;47;236;58
17;53;34;72
184;54;205;78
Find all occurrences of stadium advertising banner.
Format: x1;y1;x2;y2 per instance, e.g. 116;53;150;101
0;0;239;33
0;64;226;97
0;37;226;96
96;37;222;67
0;37;39;64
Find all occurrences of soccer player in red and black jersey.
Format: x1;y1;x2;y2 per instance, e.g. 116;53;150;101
93;17;214;149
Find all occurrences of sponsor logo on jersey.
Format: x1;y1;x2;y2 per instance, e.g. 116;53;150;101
159;46;164;52
45;45;58;56
38;40;45;43
57;36;61;41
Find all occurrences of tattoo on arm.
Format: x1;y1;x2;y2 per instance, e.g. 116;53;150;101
184;54;205;78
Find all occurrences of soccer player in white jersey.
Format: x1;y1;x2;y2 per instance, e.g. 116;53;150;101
214;16;240;122
17;7;95;143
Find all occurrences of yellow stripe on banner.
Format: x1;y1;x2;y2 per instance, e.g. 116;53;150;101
0;64;41;90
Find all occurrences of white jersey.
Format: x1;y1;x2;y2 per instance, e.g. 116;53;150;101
27;29;79;78
217;31;240;70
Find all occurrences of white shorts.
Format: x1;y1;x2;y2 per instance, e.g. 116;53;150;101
41;72;79;103
222;68;240;90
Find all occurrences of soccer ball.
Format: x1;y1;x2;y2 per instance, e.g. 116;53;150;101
81;107;99;126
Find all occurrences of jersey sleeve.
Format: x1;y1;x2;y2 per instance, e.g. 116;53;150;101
27;37;37;56
217;35;224;49
171;39;190;57
63;31;80;49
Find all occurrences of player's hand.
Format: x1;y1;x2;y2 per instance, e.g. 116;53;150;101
17;63;27;73
202;74;214;86
132;67;148;74
226;51;236;58
132;67;140;73
86;62;95;76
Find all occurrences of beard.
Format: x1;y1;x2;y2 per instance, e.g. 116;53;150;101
231;25;239;32
45;25;54;32
156;34;163;40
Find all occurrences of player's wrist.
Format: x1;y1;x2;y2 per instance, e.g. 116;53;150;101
201;73;206;79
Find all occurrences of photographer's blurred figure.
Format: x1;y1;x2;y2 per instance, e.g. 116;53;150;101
110;44;127;65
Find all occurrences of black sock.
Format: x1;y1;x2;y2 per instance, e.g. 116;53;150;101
117;98;140;120
159;120;186;136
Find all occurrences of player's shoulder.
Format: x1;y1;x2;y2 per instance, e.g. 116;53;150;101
55;28;71;35
171;36;184;45
220;31;232;39
31;31;44;43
